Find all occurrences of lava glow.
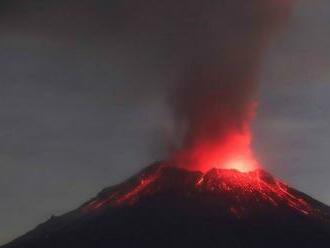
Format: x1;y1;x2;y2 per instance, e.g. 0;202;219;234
173;101;259;173
224;158;255;173
81;164;315;217
174;127;258;173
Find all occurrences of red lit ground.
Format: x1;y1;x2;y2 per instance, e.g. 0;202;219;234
81;164;315;217
173;127;259;173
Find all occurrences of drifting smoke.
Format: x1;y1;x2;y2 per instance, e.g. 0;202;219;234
0;0;293;172
110;0;294;171
166;0;294;171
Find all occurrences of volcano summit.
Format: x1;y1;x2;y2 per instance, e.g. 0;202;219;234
3;163;330;248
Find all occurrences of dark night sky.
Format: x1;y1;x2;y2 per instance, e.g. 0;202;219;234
0;0;329;244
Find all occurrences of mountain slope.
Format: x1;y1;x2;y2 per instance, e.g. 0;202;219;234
3;163;330;248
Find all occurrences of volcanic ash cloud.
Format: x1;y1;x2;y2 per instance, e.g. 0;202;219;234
167;0;293;171
114;0;293;171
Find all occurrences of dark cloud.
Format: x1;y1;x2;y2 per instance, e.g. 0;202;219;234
254;0;330;199
0;0;329;245
166;1;293;170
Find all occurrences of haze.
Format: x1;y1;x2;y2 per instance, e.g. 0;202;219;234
0;0;329;245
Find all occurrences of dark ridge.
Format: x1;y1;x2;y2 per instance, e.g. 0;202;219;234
3;163;330;248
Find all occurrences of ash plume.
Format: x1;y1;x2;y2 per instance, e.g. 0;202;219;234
108;0;294;169
0;0;293;170
163;0;294;168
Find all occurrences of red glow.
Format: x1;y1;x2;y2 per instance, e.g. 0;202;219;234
173;102;259;173
81;168;162;213
195;169;313;217
81;165;316;217
115;174;159;205
174;124;258;173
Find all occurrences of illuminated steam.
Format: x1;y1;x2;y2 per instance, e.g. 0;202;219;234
106;0;294;171
168;0;294;171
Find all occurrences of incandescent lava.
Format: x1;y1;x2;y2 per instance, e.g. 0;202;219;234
81;163;316;218
4;162;330;248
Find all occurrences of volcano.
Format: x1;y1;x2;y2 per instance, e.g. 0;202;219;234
3;162;330;248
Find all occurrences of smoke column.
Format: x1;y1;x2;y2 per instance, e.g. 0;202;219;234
110;0;293;171
166;0;294;171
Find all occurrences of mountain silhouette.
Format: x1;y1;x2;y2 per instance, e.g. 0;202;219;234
3;162;330;248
